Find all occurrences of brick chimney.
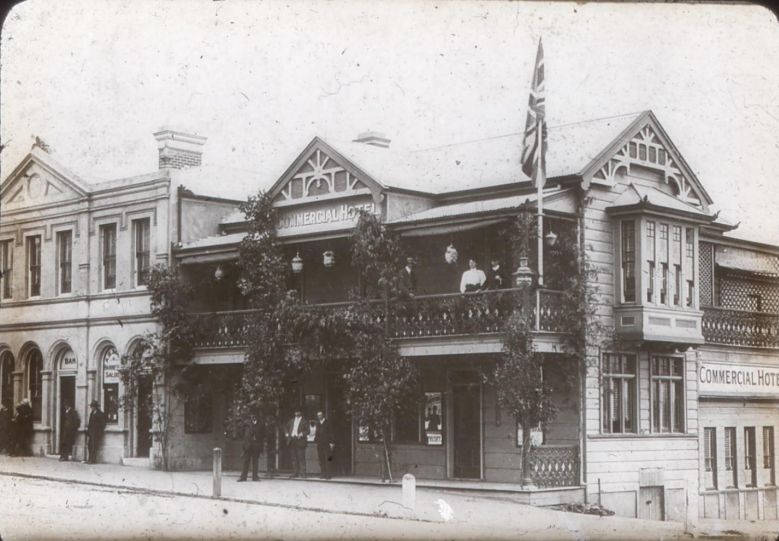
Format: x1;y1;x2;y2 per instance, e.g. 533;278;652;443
353;131;391;149
153;129;207;170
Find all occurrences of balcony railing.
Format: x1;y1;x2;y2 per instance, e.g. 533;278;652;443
191;288;566;349
529;445;580;488
702;307;779;349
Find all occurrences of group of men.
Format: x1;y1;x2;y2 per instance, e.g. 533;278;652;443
399;256;509;296
0;399;34;456
238;409;335;482
0;398;107;463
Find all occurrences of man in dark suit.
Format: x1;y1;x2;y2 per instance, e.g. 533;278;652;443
59;404;80;462
284;409;310;478
487;257;509;290
397;257;417;297
237;414;264;482
85;400;106;464
314;411;335;479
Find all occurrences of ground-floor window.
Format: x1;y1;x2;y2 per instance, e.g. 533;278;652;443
704;427;718;490
601;353;637;434
725;427;738;487
764;426;775;485
104;384;120;424
651;355;685;434
184;391;213;434
745;427;757;487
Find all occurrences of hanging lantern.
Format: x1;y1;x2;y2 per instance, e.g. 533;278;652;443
214;265;225;282
291;252;304;274
544;230;558;247
512;254;535;287
323;250;336;268
445;244;458;265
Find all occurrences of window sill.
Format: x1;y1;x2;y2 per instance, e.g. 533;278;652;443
589;433;697;440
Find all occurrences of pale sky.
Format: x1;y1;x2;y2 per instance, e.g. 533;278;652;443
2;0;778;244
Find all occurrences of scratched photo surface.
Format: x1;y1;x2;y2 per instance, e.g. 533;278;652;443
1;1;779;540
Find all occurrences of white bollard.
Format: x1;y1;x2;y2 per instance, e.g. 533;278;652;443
213;448;222;498
402;473;416;510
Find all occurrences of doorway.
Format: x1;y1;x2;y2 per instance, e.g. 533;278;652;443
451;371;482;479
327;373;353;476
278;383;303;472
639;486;665;521
136;376;153;458
59;376;76;453
0;353;14;409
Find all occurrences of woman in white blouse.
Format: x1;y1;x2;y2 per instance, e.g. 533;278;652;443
460;259;486;293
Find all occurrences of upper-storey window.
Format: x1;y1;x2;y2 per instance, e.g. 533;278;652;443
100;224;117;290
1;240;12;300
57;231;72;295
133;218;151;287
647;221;656;303
621;221;636;302
27;236;41;298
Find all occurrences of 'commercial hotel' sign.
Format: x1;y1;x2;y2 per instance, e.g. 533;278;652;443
276;198;376;237
698;362;779;397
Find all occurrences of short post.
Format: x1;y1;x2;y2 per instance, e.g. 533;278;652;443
213;448;222;498
402;473;416;510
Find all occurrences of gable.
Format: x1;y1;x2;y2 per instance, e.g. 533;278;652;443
581;112;712;212
1;160;86;211
269;138;384;206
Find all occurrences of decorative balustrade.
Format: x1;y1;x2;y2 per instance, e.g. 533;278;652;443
191;288;568;348
529;445;580;488
702;307;779;349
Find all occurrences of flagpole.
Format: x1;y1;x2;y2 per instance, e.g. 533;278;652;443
537;121;544;287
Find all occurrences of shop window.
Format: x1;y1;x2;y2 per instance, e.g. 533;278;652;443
621;221;636;303
764;427;775;485
100;224;117;290
424;392;443;446
745;427;757;487
1;240;13;299
725;427;738;487
28;350;43;422
601;353;637;434
516;422;544;446
704;427;718;490
651;356;684;434
57;231;72;295
358;422;383;443
104;384;119;424
27;236;41;298
184;391;213;434
133;219;151;287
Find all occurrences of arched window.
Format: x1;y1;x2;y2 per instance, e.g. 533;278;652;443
1;351;14;409
28;350;43;422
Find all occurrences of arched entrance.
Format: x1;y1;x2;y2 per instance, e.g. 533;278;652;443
56;348;78;454
128;341;153;458
0;351;14;409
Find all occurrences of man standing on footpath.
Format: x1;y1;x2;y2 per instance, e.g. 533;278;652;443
237;414;264;482
315;411;335;480
59;403;80;461
85;400;106;464
284;409;310;478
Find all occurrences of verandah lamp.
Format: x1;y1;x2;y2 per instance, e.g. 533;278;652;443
291;252;304;274
512;254;535;287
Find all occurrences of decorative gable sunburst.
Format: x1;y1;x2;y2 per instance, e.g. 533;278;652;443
583;111;712;211
274;148;370;203
269;137;384;207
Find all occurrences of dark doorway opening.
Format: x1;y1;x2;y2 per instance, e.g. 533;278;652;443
59;376;76;453
278;382;303;472
327;373;352;476
452;371;481;479
1;354;14;409
137;376;153;458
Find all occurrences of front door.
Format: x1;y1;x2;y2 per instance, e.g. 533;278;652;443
639;486;665;521
59;376;76;453
137;377;153;458
452;372;482;479
327;373;352;475
278;383;302;471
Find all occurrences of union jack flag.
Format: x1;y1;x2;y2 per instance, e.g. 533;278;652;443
521;38;547;189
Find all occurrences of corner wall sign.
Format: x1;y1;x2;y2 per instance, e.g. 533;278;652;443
699;362;779;398
276;197;376;237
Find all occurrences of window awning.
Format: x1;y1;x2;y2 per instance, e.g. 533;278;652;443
716;245;779;277
399;218;507;237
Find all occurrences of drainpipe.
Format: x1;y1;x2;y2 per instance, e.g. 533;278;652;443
578;193;588;502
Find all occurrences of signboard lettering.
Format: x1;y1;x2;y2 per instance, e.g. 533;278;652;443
60;351;77;372
103;348;121;384
276;200;376;237
698;362;779;397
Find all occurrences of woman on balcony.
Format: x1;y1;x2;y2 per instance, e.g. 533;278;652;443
460;259;487;293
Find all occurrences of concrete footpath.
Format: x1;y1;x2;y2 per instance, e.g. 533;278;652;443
0;456;759;540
